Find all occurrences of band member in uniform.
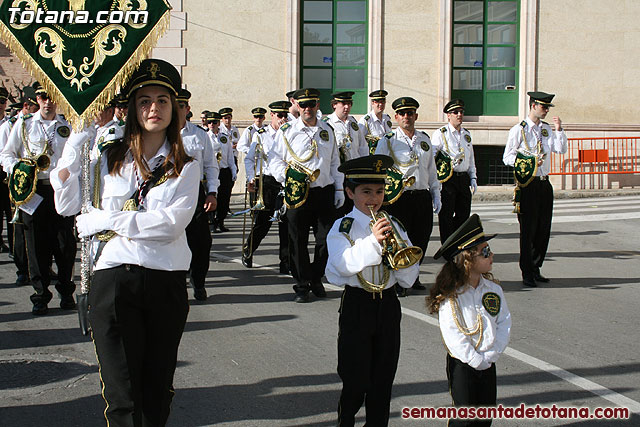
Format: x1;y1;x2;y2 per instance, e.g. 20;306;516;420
271;88;343;302
0;87;39;260
199;110;210;130
286;90;299;122
113;92;128;126
208;111;236;232
52;58;198;425
237;107;267;155
0;88;7;125
178;89;219;300
432;99;478;243
503;91;567;288
375;97;441;294
326;154;419;426
358;90;393;155
241;101;290;274
428;214;511;426
0;82;76;315
0;87;11;253
219;107;240;169
324;91;368;216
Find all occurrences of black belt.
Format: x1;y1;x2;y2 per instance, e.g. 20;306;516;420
453;171;469;177
403;189;428;194
345;284;398;299
532;176;548;181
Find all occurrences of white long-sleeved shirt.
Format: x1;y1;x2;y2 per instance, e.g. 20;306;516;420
0;111;70;179
245;124;280;181
502;117;568;176
237;122;266;154
182;121;219;193
220;122;240;157
358;110;393;139
0;113;23;155
324;113;368;161
326;207;418;290
208;130;237;179
271;117;343;190
51;138;199;271
439;277;511;370
431;123;477;180
375;127;441;197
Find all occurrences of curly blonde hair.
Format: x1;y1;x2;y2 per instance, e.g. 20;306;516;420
426;246;497;314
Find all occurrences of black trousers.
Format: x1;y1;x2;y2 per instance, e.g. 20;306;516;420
215;167;233;225
186;184;212;290
286;184;336;290
439;173;472;243
22;183;76;304
245;175;289;264
12;220;29;277
89;265;189;427
517;178;553;280
384;189;433;264
0;171;13;250
446;354;496;426
337;286;401;427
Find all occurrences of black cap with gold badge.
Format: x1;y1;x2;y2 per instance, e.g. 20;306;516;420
527;91;555;107
332;91;354;102
443;99;465;114
0;87;8;102
219;107;233;117
32;82;47;96
434;214;496;261
392;96;420;112
369;90;388;101
176;88;191;103
251;107;267;117
269;101;292;112
338;154;393;185
285;90;296;99
125;58;181;98
206;111;222;122
292;88;320;102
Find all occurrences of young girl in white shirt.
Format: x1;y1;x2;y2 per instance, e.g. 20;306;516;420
428;214;511;426
52;58;199;426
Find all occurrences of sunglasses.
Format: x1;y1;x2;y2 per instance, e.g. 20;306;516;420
535;103;550;110
253;115;265;119
298;100;317;109
397;110;415;117
38;93;50;101
208;120;220;125
276;112;288;118
449;109;464;115
475;245;493;258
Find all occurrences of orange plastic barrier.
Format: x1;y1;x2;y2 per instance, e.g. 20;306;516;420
549;137;639;175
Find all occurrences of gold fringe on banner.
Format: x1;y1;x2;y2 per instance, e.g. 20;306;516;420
0;8;171;131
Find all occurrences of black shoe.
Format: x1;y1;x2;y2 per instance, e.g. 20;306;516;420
194;288;208;301
218;224;230;232
310;280;326;298
523;277;537;287
15;274;28;286
242;253;253;268
60;295;76;310
412;278;426;290
32;302;48;315
534;272;550;283
279;262;290;275
395;284;408;297
293;290;310;303
0;243;9;253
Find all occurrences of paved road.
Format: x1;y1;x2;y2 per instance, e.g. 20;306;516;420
1;195;639;426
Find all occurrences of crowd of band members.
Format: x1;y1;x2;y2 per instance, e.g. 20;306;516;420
0;81;565;312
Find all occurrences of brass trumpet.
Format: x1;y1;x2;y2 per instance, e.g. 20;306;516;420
289;161;320;183
36;154;50;170
368;205;422;270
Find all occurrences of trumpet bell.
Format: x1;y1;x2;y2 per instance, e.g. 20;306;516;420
309;169;320;182
252;201;266;211
391;246;423;269
36;154;50;170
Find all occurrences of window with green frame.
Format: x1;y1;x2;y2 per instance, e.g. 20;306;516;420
451;0;519;116
301;0;368;114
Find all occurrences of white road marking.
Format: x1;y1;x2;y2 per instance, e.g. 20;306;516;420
489;212;640;224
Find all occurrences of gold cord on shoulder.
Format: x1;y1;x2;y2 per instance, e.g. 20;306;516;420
450;296;483;350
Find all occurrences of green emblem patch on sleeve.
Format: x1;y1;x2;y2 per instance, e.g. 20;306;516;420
57;126;70;138
350;121;359;131
280;123;291;132
420;140;430;152
541;128;549;137
220;136;228;144
465;134;471;143
387;120;392;129
233;131;238;138
319;130;329;141
482;292;501;316
339;217;354;233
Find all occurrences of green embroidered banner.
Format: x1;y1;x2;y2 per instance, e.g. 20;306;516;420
0;0;172;130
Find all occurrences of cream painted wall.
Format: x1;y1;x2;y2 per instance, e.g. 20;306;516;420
537;0;640;125
182;0;289;121
381;0;442;121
